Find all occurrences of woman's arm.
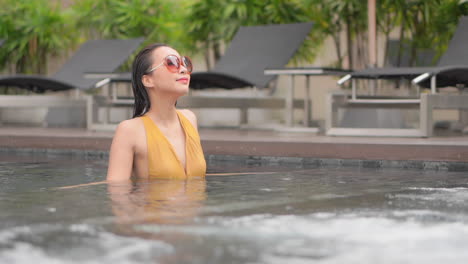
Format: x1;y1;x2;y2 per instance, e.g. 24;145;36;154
107;120;136;182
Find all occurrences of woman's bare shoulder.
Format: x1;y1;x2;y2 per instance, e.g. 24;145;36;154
179;109;198;128
114;117;145;140
115;118;139;132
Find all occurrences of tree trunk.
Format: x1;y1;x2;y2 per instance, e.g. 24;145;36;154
332;34;343;68
213;41;222;63
382;33;390;67
409;16;419;66
355;23;366;69
204;40;211;70
394;15;407;89
396;18;405;67
345;13;353;69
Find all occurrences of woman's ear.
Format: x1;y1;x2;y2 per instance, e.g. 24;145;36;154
142;74;154;88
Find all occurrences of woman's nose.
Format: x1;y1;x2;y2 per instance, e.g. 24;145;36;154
179;61;188;74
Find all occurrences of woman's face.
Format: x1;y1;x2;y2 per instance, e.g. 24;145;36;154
143;46;190;96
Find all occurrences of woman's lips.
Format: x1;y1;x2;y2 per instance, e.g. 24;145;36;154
176;77;189;84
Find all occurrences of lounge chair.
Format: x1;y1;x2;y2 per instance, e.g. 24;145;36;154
0;38;144;92
338;16;468;90
90;23;314;130
189;22;314;90
327;16;468;137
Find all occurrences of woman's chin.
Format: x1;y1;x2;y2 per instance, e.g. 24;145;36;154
171;88;189;98
177;85;190;95
161;84;189;97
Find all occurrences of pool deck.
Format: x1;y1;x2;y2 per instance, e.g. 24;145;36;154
1;127;468;167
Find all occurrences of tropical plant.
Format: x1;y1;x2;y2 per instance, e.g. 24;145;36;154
378;0;468;67
71;0;191;52
306;0;468;68
418;0;468;61
70;0;193;71
376;0;406;66
305;0;367;69
183;0;225;68
0;0;76;74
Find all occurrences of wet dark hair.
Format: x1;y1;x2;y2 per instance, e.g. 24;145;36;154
131;43;168;118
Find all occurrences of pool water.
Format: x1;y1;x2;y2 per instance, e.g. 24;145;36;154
1;153;468;263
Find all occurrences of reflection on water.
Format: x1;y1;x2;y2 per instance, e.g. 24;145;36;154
109;178;206;225
108;178;207;264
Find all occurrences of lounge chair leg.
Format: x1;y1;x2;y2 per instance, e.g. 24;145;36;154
431;76;437;94
104;84;111;125
74;88;80;99
86;95;93;130
285;75;295;126
420;93;433;137
240;108;248;125
351;79;357;100
326;92;347;134
325;93;333;132
304;75;311;127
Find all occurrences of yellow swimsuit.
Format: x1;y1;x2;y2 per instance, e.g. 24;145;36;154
140;111;206;179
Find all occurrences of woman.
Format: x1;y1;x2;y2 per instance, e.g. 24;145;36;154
107;43;206;181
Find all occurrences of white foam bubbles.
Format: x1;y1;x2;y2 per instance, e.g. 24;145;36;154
185;212;468;263
0;223;174;264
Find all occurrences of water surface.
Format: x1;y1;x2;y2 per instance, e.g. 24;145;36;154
1;153;468;263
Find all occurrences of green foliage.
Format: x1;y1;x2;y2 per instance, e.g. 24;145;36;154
70;0;193;71
0;0;76;74
71;0;192;53
307;0;468;68
425;0;468;58
377;0;468;66
305;0;367;68
1;0;467;75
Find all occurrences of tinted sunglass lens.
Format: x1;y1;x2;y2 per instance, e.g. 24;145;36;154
166;56;180;73
183;56;193;73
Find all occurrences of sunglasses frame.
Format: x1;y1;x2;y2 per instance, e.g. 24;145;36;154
146;55;192;74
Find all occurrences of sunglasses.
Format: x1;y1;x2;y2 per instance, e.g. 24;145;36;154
146;55;193;74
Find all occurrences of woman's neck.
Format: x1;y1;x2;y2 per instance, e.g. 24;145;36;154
146;92;179;127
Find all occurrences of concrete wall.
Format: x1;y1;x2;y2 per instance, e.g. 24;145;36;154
0;108;48;126
0;94;87;128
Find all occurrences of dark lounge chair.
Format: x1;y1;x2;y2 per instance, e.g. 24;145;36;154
0;38;144;93
189;22;314;90
327;16;468;137
338;16;468;91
